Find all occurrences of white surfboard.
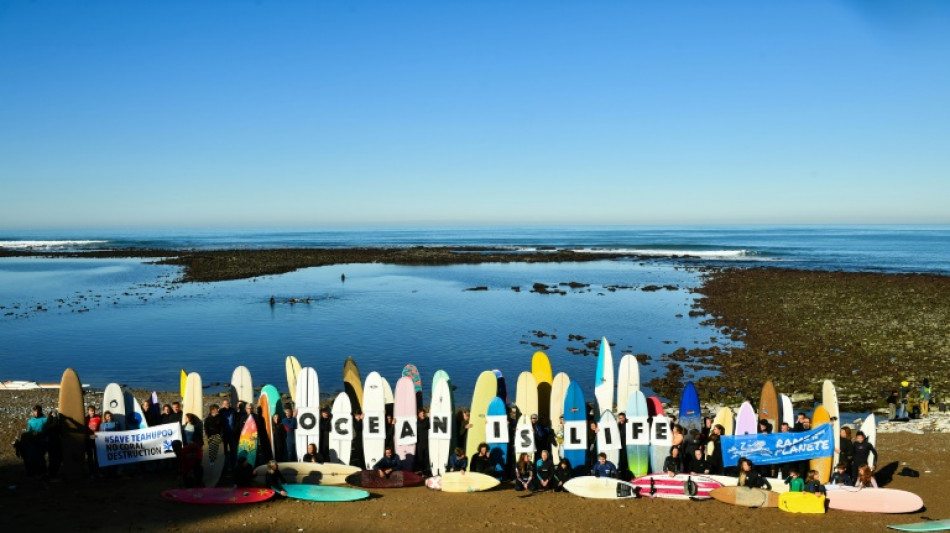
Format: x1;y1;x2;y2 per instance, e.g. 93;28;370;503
598;410;622;466
183;372;203;420
565;476;639;499
515;371;539;418
595;337;615;414
362;371;387;469
294;367;319;461
780;394;794;429
428;377;453;476
860;414;877;469
328;392;353;465
382;376;394;406
231;365;254;406
823;379;841;456
549;372;570;462
707;474;789;494
616;354;640;415
254;462;359;486
102;383;127;430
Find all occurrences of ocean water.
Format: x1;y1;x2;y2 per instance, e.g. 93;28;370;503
1;225;948;406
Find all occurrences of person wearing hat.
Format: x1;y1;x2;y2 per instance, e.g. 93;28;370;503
898;381;911;419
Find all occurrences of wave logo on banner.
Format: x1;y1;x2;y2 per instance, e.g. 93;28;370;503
96;423;182;467
720;424;834;467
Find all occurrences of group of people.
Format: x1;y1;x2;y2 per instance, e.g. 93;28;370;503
887;378;933;420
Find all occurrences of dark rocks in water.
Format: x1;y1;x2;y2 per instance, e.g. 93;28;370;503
511;286;521;292
663;285;679;291
530;342;551;350
568;334;587;342
464;286;489;292
560;281;589;289
688;310;705;317
531;283;566;295
642;285;662;292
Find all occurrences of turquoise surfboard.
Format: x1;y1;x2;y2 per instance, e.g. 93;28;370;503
284;484;369;502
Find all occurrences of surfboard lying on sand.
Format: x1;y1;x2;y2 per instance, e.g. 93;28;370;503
254;462;359;486
888;520;950;531
162;488;275;505
779;492;826;513
345;469;425;488
565;476;640;499
284;485;369;502
709;486;780;508
827;487;924;513
425;471;500;492
706;474;788;494
632;473;721;500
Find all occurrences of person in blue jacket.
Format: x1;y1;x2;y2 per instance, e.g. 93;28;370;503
591;452;617;478
373;447;401;478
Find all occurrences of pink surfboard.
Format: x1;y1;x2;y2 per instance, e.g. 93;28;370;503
735;401;758;436
394;376;417;470
647;396;664;417
162;487;275;505
632;473;722;500
827;488;924;513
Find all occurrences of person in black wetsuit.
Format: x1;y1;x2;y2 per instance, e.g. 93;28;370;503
851;430;877;480
264;460;288;497
469;442;493;475
663;447;683;475
738;457;772;490
553;457;573;492
373;447;401;478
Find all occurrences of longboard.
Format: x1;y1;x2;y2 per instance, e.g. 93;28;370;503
343;357;363;414
284;484;369;502
679;382;701;433
565;476;639;499
625;390;650;478
486;396;508;478
861;414;877;469
735;401;757;436
102;383;127;429
285;355;301;403
616;354;640;421
759;380;781;434
810;405;833;484
823;379;840;455
394;376;417;470
58;368;86;481
295;367;319;461
345;469;424;488
328;392;353;465
710;486;780;508
549;372;570;462
425;471;500;492
183;372;203;421
563;381;587;476
466;371;498;460
515;371;538;419
632;473;721;500
712;407;734;436
532;351;553;423
254;462;360;486
828;487;924;513
595;337;614;414
162;487;274;505
231;365;254;405
202;435;226;488
362;371;387;469
706;474;788;493
428;375;454;476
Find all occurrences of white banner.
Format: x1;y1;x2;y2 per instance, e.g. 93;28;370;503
297;407;320;436
331;415;353;441
597;423;622;452
562;420;587;451
514;422;535;454
96;423;181;467
651;416;672;446
429;414;452;441
395;416;416;446
485;415;507;444
363;411;386;440
625;416;650;445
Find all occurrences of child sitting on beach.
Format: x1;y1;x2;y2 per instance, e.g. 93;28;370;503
804;470;827;495
829;463;852;486
784;468;804;492
854;465;878;488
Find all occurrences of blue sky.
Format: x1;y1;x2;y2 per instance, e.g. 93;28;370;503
1;1;948;228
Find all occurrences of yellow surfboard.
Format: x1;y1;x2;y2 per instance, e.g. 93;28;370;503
285;355;302;404
180;368;187;399
713;406;735;436
343;357;363;414
532;351;553;422
465;371;498;460
779;492;826;514
810;405;833;483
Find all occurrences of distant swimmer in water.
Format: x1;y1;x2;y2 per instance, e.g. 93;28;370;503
341;273;346;283
269;296;275;306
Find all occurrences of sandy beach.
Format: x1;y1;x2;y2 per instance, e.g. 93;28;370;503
1;387;947;532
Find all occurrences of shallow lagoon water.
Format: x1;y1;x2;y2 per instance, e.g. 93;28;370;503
0;257;724;405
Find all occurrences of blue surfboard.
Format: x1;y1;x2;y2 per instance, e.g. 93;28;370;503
679;381;702;433
486;396;508;479
562;381;588;476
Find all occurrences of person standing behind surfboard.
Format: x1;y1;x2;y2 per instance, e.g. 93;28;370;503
282;407;297;464
219;399;237;470
415;409;430;475
318;408;332;461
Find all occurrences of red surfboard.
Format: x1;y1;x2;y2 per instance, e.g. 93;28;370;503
162;488;275;505
346;469;425;488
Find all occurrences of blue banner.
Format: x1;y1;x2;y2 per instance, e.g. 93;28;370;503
720;424;834;467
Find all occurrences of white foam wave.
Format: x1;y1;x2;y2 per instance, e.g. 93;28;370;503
571;248;759;260
0;240;109;249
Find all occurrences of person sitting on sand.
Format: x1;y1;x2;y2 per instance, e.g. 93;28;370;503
373;447;400;478
829;463;852;486
233;456;254;487
265;460;288;497
553;457;573;492
447;447;468;473
536;449;555;490
663;447;683;476
738;458;772;490
784;468;804;492
514;452;536;491
469;442;493;475
851;430;877;480
854;465;878;488
302;442;323;463
591;452;617;478
690;447;710;475
804;469;826;495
